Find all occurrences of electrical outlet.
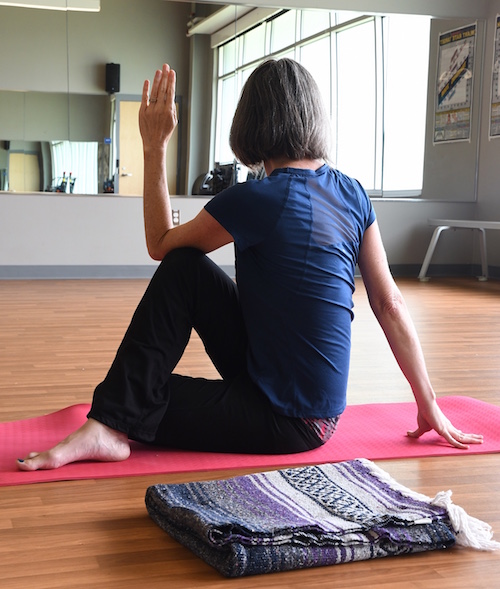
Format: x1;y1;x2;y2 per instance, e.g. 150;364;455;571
172;209;180;226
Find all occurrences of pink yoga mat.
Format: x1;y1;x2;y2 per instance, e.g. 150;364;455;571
1;396;499;486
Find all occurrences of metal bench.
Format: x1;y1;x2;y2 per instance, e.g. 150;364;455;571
418;218;500;281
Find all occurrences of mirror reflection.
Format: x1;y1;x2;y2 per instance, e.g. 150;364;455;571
0;90;111;193
0;139;108;194
0;0;180;196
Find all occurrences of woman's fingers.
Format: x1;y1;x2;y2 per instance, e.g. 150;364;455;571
158;64;170;100
140;79;150;113
442;430;470;450
444;429;483;450
140;65;176;112
139;65;177;148
149;67;163;103
147;65;174;107
165;68;176;109
455;432;484;444
407;424;484;449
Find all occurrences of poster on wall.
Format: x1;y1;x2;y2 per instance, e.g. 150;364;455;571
489;15;500;138
434;23;476;144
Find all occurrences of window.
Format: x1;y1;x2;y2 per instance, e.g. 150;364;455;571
50;140;98;194
213;10;430;196
334;19;379;190
382;15;431;193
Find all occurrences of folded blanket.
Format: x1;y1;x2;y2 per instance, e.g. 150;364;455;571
145;458;499;577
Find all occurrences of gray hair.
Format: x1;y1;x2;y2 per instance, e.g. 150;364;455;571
229;58;332;168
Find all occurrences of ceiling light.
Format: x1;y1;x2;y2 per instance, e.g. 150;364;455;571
0;0;100;11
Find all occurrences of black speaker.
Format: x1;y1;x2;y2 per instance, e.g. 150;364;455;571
106;63;120;94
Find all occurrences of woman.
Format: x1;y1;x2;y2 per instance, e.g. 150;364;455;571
18;59;482;471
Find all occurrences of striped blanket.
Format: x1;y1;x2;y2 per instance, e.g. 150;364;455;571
145;458;499;577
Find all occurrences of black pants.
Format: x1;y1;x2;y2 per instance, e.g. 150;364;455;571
88;248;322;454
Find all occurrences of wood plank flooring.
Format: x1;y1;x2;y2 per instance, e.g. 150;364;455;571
1;277;499;588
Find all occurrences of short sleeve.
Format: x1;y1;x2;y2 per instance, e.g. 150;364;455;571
204;179;289;250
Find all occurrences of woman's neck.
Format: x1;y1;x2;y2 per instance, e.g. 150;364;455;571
264;158;324;176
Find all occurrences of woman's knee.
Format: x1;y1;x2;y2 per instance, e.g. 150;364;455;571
161;247;204;269
153;247;206;283
159;247;233;293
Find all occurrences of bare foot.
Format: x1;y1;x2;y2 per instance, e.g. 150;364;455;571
17;418;131;471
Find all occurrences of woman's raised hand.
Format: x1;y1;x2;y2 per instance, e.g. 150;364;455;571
139;64;178;151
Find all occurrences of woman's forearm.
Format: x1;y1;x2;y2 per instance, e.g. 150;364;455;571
370;286;435;405
143;146;172;260
138;64;178;260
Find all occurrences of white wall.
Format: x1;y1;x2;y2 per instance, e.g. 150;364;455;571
0;192;477;279
0;0;191;96
475;0;500;264
0;194;235;277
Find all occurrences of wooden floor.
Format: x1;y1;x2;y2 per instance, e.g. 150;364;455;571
0;277;499;588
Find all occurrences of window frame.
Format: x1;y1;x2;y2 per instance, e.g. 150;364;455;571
212;9;430;197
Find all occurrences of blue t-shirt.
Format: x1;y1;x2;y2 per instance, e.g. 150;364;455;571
205;164;375;418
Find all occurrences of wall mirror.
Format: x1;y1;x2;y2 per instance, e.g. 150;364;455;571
0;0;182;197
0;2;111;195
0;0;486;201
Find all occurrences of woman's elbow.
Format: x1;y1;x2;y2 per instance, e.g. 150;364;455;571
371;288;406;320
146;231;173;261
146;241;167;261
149;251;164;262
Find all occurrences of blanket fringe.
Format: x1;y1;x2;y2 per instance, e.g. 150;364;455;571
360;459;500;551
431;491;500;551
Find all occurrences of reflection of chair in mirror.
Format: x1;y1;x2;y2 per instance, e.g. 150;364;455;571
52;173;77;193
55;173;67;193
103;178;114;193
69;173;76;193
49;142;98;194
0;169;7;191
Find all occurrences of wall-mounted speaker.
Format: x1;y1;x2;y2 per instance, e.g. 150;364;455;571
106;63;120;94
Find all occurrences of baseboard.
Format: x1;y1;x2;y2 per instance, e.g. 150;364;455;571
0;265;159;279
0;264;495;281
0;264;236;280
390;264;500;279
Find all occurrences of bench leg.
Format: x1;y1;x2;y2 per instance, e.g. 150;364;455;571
477;228;488;281
418;225;450;281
